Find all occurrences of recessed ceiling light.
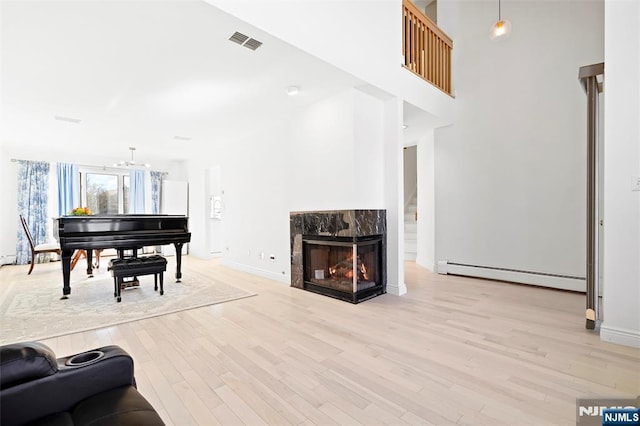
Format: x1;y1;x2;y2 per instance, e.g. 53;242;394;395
402;124;408;129
285;86;300;96
54;115;82;124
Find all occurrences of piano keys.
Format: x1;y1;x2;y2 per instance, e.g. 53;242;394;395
53;214;191;298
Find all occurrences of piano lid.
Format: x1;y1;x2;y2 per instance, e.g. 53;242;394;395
55;214;189;235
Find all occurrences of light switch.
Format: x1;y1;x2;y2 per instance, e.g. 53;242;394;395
632;176;640;192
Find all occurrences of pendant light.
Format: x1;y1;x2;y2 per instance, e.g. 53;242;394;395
490;0;512;41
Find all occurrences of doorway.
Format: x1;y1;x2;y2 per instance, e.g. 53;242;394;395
403;146;418;261
206;166;223;255
402;102;437;271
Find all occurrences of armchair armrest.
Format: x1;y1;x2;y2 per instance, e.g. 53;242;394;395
1;343;137;426
0;342;58;389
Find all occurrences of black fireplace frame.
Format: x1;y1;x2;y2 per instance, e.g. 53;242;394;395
302;234;384;304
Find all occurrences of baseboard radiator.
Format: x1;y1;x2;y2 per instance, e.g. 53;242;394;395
437;260;586;292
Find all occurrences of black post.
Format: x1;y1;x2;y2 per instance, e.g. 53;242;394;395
86;249;94;277
61;249;73;298
578;62;603;330
174;243;184;282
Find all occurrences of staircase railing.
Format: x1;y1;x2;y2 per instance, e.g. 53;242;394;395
402;0;453;96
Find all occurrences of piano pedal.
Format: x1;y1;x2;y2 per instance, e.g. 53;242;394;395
120;279;140;290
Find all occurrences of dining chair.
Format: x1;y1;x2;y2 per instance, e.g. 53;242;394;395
19;214;61;274
71;249;103;271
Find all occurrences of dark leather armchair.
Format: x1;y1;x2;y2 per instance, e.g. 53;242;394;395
0;342;164;426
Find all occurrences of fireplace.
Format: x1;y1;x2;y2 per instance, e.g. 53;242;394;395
290;210;386;303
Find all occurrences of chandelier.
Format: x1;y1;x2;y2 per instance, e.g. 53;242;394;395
114;147;151;168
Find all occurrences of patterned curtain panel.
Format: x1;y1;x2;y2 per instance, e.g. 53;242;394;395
56;162;79;216
16;160;50;265
150;171;167;214
129;169;146;213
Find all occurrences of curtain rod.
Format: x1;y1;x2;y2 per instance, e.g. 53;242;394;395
10;158;106;169
10;157;51;164
10;158;166;172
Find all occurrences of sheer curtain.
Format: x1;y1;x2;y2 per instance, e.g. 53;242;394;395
16;160;50;265
56;162;79;216
150;171;167;214
129;169;146;213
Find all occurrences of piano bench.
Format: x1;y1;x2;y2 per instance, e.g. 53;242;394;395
107;256;168;303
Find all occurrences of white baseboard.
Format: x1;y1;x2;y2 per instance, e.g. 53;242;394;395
0;254;16;266
220;259;289;285
415;256;435;272
600;324;640;348
436;260;585;292
386;282;407;296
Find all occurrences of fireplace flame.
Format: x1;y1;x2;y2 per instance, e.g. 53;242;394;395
328;254;369;281
360;262;369;281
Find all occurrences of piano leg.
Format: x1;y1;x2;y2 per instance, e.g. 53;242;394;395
86;249;94;277
174;242;184;282
95;249;103;268
61;249;74;299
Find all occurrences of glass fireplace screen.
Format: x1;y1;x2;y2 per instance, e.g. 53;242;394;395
303;237;381;294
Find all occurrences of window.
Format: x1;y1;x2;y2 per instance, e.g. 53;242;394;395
80;168;131;214
85;173;118;214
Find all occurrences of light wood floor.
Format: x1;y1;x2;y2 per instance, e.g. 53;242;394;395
3;258;639;425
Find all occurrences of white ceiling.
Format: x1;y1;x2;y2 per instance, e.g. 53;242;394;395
0;0;365;163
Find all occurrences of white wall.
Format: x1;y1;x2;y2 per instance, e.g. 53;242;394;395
601;0;640;347
288;90;357;211
383;97;407;295
223;124;289;280
435;1;603;281
186;88;399;287
288;89;386;209
205;0;455;125
354;90;386;206
0;147;11;264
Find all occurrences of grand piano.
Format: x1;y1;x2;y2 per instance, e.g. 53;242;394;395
53;215;191;298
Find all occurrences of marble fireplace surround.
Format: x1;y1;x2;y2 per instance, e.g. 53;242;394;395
290;209;387;292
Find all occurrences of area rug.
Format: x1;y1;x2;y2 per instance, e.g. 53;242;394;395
0;262;256;344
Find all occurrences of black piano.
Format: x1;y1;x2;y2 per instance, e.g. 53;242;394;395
53;215;191;298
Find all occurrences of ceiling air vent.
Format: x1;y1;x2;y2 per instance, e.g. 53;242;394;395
229;31;249;45
228;31;263;51
243;38;262;51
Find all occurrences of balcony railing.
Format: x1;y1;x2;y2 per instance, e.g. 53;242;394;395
402;0;453;96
